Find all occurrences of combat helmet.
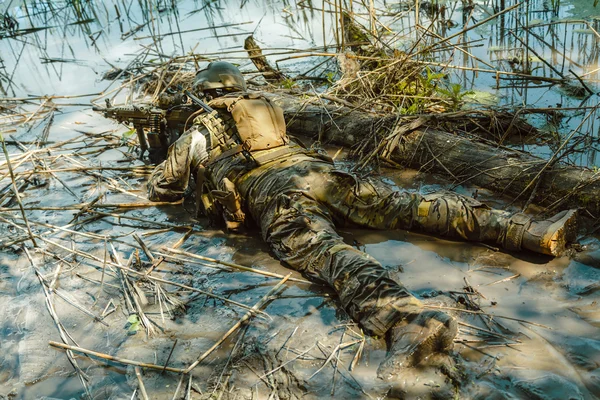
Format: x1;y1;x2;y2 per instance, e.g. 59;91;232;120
193;61;247;93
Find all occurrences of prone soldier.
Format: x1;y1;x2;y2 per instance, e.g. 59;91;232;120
137;62;577;377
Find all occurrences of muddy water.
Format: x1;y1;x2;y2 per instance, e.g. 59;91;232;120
1;0;600;399
1;134;599;399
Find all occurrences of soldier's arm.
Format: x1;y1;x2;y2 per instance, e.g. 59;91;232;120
147;126;209;201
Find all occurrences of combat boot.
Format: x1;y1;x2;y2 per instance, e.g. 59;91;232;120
502;209;578;256
377;310;458;380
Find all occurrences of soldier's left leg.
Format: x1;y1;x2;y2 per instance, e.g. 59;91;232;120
257;190;420;336
319;171;577;256
239;163;457;376
249;189;457;375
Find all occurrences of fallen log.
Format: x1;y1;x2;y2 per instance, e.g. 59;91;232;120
268;93;600;219
244;35;287;83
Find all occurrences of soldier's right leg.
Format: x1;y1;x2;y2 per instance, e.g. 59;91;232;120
255;190;457;375
410;192;578;257
320;170;577;256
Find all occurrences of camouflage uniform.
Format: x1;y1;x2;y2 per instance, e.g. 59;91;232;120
149;119;520;337
148;63;575;340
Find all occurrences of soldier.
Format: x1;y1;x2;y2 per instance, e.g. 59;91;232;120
148;61;578;377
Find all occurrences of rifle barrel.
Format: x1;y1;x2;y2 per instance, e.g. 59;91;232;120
183;90;213;113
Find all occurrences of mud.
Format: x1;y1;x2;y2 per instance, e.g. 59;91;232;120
0;125;599;399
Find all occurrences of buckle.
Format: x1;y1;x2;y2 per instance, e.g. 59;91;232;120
503;213;532;251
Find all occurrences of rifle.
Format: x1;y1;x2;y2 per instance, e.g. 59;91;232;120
92;99;198;164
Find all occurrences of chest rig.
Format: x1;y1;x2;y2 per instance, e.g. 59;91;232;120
193;92;291;231
197;93;288;163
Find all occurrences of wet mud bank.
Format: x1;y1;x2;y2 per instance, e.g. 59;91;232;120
0;133;599;399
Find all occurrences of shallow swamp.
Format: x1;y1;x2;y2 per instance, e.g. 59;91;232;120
0;0;600;399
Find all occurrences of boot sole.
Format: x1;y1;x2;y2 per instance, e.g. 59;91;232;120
546;209;578;256
408;314;458;366
379;314;458;379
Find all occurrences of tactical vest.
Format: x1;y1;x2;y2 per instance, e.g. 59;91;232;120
194;93;288;164
193;92;299;231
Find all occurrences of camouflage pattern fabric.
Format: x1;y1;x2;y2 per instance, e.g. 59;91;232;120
148;124;515;336
204;152;513;336
148;126;208;202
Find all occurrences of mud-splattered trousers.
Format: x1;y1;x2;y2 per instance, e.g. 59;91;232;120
149;130;512;337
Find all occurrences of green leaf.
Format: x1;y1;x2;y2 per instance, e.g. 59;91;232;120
127;314;140;334
122;129;136;138
463;91;498;106
573;29;596;35
128;321;140;334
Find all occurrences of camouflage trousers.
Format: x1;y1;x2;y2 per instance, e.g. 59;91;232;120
227;154;511;336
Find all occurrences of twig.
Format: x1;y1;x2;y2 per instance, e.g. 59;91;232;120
171;374;186;400
135;367;149;400
39;237;268;316
254;344;316;384
184;274;292;373
50;285;109;326
457;321;520;343
569;69;595;95
485;273;520;286
0;135;37;246
133;233;156;262
424;305;552;329
514;103;600;208
23;248;91;397
308;339;361;380
275;326;298;358
162;339;178;374
349;329;365;371
163;248;310;284
49;341;187;373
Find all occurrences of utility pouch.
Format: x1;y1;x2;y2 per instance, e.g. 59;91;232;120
195;167;219;221
146;131;162;148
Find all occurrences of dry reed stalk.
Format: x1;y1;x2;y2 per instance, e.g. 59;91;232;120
163;248;310;284
255;344;316;384
49;341;187;373
515;103;599;208
485;273;521;286
457;321;520;343
23;248;92;397
424;305;551;329
184;274;292;373
412;3;523;59
30;237;268;316
417;24;495;70
135;367;150;400
90;210;194;229
0;135;36;246
308;339;361;380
